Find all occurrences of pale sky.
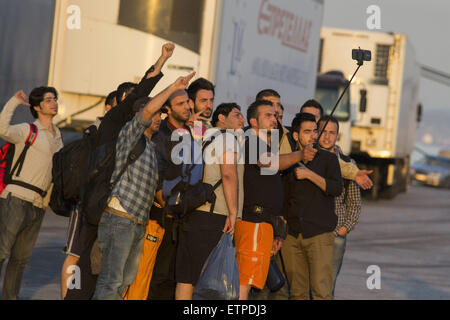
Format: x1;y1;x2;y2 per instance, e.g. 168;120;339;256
323;0;450;112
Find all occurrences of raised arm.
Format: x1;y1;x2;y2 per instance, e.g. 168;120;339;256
141;72;196;123
144;43;175;79
0;91;31;144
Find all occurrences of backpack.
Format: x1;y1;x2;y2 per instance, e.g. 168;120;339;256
0;123;47;197
79;134;147;226
50;125;98;217
162;129;229;220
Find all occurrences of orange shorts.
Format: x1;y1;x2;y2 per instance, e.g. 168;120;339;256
123;219;165;300
234;220;273;289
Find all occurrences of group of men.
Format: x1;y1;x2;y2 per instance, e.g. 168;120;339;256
0;43;370;300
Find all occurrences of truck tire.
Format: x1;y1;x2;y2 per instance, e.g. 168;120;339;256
397;158;409;193
379;184;398;199
442;176;450;189
370;166;380;200
379;161;399;199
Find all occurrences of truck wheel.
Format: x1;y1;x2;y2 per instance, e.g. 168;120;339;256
442;177;450;189
379;184;398;199
371;166;380;200
397;158;409;193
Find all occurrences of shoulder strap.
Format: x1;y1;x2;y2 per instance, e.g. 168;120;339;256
204;129;231;213
201;129;228;182
8;124;47;197
183;129;227;180
11;124;38;178
110;134;147;189
279;251;291;298
208;179;223;214
27;123;38;145
0;143;11;163
7;180;47;197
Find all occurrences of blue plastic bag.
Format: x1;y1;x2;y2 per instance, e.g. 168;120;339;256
193;233;240;300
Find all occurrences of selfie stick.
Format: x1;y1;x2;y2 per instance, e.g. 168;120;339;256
314;48;368;148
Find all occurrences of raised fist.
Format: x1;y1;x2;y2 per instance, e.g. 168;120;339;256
162;43;175;59
14;90;30;107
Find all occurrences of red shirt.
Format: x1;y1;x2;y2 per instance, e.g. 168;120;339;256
168;119;188;131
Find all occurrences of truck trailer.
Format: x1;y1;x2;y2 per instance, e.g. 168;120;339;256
0;0;325;130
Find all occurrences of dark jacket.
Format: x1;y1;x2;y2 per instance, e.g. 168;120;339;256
96;71;163;147
150;118;188;225
151;118;189;190
285;149;342;239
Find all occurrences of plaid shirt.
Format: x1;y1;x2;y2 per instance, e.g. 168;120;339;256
108;111;158;224
334;179;362;236
334;149;361;235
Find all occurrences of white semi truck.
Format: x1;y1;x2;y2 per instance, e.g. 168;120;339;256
40;0;324;129
316;27;422;199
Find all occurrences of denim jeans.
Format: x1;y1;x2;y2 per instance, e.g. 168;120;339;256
93;213;145;300
331;234;347;298
0;194;45;300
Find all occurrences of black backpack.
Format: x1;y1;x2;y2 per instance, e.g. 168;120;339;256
79;134;147;226
50;125;98;217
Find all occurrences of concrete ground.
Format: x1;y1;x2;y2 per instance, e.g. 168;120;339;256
1;183;449;300
334;183;450;299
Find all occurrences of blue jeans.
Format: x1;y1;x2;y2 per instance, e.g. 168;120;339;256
331;234;347;298
93;213;145;300
0;194;45;300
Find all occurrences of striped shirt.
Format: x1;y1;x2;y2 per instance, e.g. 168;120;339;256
108;111;158;225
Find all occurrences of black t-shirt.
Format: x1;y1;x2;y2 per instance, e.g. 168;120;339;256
242;133;284;223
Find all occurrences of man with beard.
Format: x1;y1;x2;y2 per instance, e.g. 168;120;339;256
93;71;196;300
175;103;246;300
281;112;342;300
299;99;373;190
186;78;215;140
146;88;193;300
64;43;174;300
255;89;294;155
235;100;317;300
317;115;361;298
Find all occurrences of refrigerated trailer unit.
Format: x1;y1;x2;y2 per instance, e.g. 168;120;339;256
318;27;422;198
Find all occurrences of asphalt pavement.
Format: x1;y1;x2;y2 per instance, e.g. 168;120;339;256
1;183;449;300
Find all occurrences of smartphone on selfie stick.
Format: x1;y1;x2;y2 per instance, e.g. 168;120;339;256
313;48;371;150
